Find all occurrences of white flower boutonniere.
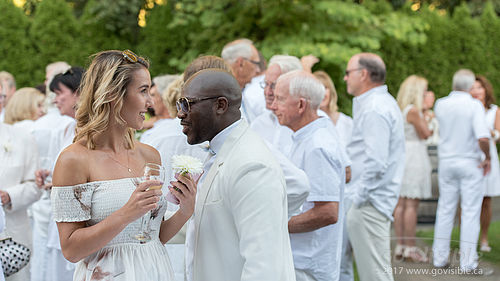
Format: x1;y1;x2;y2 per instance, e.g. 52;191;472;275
171;155;203;175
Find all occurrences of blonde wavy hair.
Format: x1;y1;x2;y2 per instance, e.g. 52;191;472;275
162;75;184;117
396;75;428;112
4;87;44;124
313;71;338;113
74;50;150;149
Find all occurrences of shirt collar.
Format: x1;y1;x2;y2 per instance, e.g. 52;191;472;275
353;85;388;104
450;90;471;97
209;119;242;154
292;117;329;141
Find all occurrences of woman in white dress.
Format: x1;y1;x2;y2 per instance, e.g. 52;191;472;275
470;75;500;252
4;87;45;133
51;50;196;281
394;75;432;262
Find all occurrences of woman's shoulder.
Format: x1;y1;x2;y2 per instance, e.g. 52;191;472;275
53;141;90;186
135;141;161;165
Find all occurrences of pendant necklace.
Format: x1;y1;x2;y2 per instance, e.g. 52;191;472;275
105;149;132;173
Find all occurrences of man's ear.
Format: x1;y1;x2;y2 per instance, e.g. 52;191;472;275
215;97;229;115
236;57;245;68
360;68;370;82
298;97;308;114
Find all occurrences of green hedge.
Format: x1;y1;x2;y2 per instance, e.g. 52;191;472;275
1;0;499;114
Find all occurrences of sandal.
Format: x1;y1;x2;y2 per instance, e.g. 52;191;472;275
394;244;405;259
403;246;429;263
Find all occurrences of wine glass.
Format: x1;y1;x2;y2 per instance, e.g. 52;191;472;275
39;156;54;197
132;163;166;242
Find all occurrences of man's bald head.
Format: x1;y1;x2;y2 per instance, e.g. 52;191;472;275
184;69;242;109
178;69;242;144
353;53;386;84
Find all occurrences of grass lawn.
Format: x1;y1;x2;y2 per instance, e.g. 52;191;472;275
416;220;500;266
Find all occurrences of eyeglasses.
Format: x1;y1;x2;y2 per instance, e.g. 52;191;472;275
176;96;221;113
243;58;261;67
0;94;5;101
122;49;147;65
259;80;276;90
344;68;364;76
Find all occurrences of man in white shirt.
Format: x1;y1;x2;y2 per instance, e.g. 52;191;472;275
221;39;265;123
180;66;295;281
250;55;303;155
344;53;405;281
272;70;345;281
432;69;490;271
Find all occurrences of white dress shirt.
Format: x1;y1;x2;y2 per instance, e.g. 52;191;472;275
347;85;405;220
435;91;489;160
185;120;242;281
289;117;345;281
241;75;266;123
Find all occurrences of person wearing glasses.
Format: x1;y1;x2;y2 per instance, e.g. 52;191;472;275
344;53;405;281
250;55;303;156
50;50;196;281
221;39;266;123
179;64;295;281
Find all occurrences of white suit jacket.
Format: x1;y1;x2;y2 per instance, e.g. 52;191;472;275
192;121;296;281
0;123;41;247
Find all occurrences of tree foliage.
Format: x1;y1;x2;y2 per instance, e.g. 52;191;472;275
1;0;500;115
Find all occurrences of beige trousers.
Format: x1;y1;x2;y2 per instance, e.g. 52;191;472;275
346;203;394;281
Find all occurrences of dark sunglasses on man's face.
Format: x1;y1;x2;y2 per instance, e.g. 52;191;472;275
176;96;221;113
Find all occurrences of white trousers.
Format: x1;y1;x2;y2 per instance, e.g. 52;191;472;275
30;196;51;281
346;203;393;281
340;197;354;281
295;269;317;281
432;158;484;270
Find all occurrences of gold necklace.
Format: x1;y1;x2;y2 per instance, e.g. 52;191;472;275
105;149;132;173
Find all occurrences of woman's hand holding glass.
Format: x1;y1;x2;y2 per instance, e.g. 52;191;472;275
123;178;163;223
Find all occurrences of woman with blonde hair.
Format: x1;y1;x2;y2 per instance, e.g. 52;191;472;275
4;87;45;132
313;71;353;147
393;75;433;262
470;75;500;252
50;50;196;281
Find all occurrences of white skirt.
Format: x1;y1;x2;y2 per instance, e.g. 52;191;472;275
74;240;175;281
400;141;432;199
485;139;500;197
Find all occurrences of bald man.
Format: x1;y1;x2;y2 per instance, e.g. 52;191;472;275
344;53;405;281
178;68;295;281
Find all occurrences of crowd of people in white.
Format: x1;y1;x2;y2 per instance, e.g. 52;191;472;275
0;39;498;281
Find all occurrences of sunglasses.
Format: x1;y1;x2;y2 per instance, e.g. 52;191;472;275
122;49;147;65
259;80;276;90
176;96;221;113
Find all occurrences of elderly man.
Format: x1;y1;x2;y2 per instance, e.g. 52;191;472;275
250;55;303;155
271;70;345;281
344;53;405;281
179;66;295;281
432;69;490;272
221;39;265;122
0;71;16;123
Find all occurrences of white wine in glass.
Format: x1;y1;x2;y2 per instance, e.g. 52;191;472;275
132;163;166;242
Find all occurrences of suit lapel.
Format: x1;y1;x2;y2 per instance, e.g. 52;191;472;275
193;120;250;252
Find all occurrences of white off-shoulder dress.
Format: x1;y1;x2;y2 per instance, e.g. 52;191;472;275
51;178;174;281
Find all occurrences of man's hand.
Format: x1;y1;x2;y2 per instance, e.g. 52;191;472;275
479;158;491;176
35;169;52;190
301;55;319;72
0;190;11;205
